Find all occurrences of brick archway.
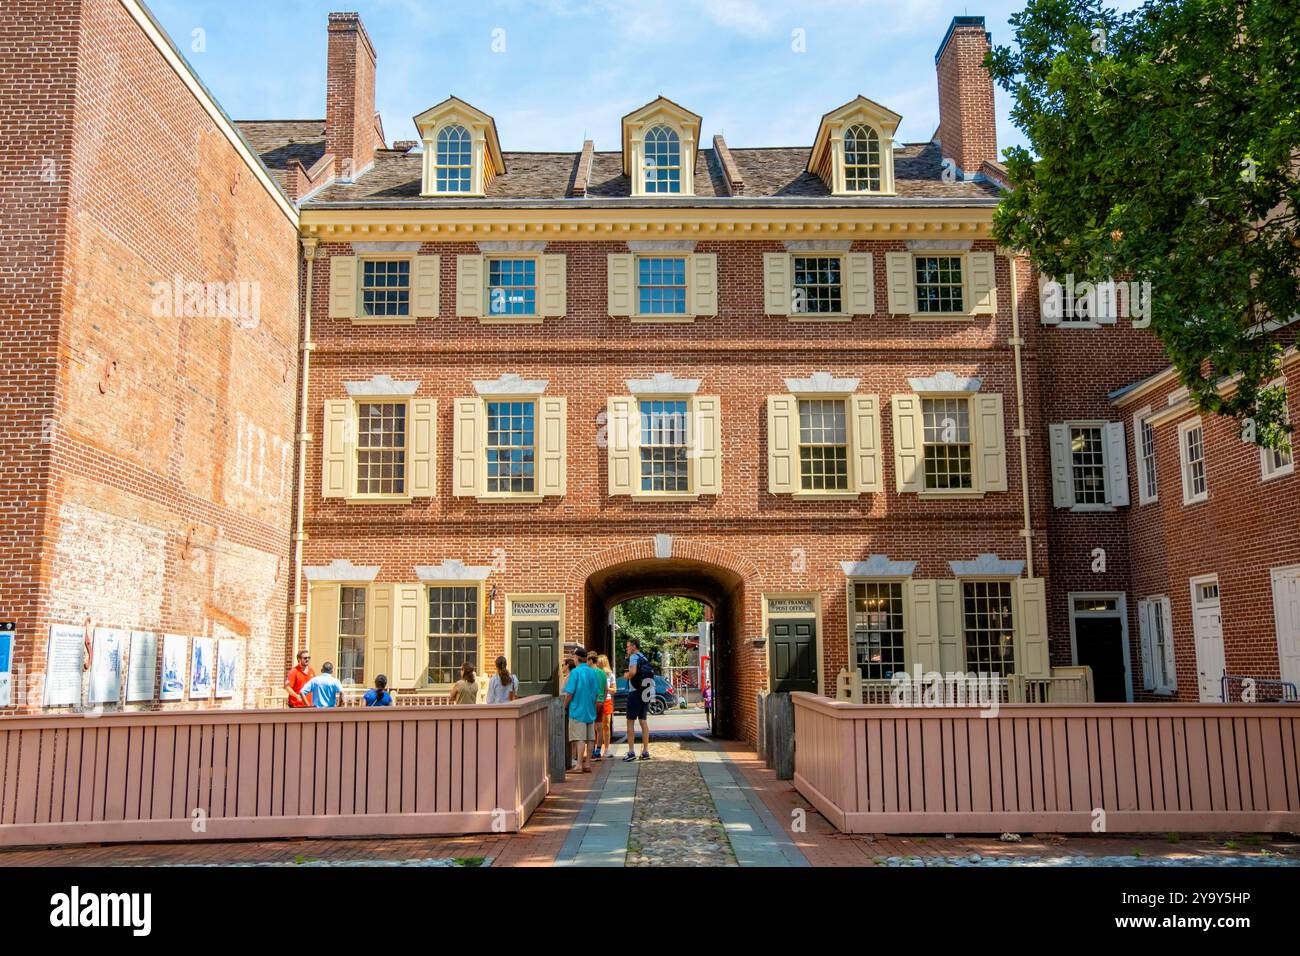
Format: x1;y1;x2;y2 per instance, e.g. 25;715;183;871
571;537;760;589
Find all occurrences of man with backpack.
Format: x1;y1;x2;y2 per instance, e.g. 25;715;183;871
623;638;653;761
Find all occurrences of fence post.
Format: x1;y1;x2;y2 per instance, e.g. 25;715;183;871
548;696;567;784
756;690;768;762
769;692;795;780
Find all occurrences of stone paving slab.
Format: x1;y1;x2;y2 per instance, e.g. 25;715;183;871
558;757;637;867
691;743;806;867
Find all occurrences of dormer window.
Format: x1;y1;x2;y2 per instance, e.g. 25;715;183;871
808;96;900;196
843;124;881;192
622;96;701;199
644;125;682;193
434;125;472;192
414;96;506;197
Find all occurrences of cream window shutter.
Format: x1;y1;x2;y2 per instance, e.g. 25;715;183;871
322;400;353;498
1048;423;1072;507
456;255;484;317
1105;420;1130;506
1138;599;1155;691
392;583;426;689
452;398;484;497
607;396;639;496
885;252;915;315
968;251;997;315
766;394;799;494
903;579;941;673
408;398;437;497
763;252;791;316
607;254;634;317
691;395;722;495
1012;577;1051;678
541;254;567;317
690;253;718;317
936;580;962;673
306;582;341;678
413;255;440;318
974;394;1008;492
1158;601;1177;693
538;396;567;496
846;252;875;315
329;255;358;319
368;583;394;683
849;394;883;493
891;394;924;493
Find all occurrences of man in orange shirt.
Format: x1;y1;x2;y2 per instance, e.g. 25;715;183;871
285;649;314;707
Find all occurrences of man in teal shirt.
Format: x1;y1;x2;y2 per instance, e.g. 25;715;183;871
299;661;344;708
561;645;602;772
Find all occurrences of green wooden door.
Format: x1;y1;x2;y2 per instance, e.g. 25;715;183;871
769;618;817;693
512;620;559;696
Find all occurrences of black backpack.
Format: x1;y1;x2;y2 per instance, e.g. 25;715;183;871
633;654;655;690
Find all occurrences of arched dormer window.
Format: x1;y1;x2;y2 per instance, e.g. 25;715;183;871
435;125;473;192
643;125;681;194
843;124;881;192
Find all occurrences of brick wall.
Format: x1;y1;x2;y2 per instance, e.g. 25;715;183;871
325;11;378;180
935;18;999;178
0;0;300;713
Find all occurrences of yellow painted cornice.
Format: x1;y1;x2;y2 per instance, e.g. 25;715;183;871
298;206;995;242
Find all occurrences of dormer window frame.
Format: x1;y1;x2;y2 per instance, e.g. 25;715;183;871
414;97;506;199
433;123;474;194
622;97;701;200
809;96;900;197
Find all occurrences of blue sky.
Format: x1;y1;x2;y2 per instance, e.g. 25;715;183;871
147;0;1138;156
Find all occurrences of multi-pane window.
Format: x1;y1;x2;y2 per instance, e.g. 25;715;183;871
643;125;681;193
1138;416;1158;502
427;586;478;685
922;397;973;490
1260;388;1293;479
792;256;843;314
798;399;849;491
338;586;366;686
1149;598;1172;690
914;256;965;314
1180;421;1207;502
639;399;689;492
963;581;1016;676
361;260;410;317
435;125;472;192
843;124;881;192
637;257;687;315
853;581;904;679
486;400;536;494
487;258;537;317
1069;426;1108;505
356;402;406;496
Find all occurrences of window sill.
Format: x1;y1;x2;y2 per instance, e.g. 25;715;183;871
345;495;414;505
917;489;984;500
629;314;696;324
478;315;544;325
787;313;853;323
1138;495;1158;506
475;493;546;503
907;313;976;322
790;491;861;501
1262;465;1295;482
1068;504;1117;513
1182;493;1209;506
631;492;700;502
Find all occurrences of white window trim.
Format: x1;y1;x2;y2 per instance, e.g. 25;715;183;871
632;393;699;500
1179;417;1209;505
1138;594;1177;696
346;394;414;504
839;123;886;195
917;387;982;498
1068;591;1132;702
354;254;417;325
1132;405;1158;505
482;253;542;323
788;251;849;321
1061;419;1116;512
793;391;856;499
479;393;543;500
422;581;486;691
631;252;692;322
908;251;971;320
1259;377;1294;482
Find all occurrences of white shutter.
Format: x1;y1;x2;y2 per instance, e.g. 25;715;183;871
691;395;722;495
891;394;924;493
1049;423;1072;507
690;254;718;317
408;398;437;497
903;579;941;673
846;252;874;315
766;395;799;494
1105;420;1129;506
1138;599;1156;691
452;398;483;497
1158;599;1177;693
849;394;882;493
329;255;358;319
1013;577;1051;679
456;255;484;317
975;394;1007;492
968;251;997;315
538;397;567;496
607;254;634;317
413;255;440;318
885;252;915;315
763;253;791;316
541;254;567;317
607;396;638;496
1039;275;1062;325
321;400;353;498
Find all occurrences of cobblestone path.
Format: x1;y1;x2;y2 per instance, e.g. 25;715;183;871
625;742;738;867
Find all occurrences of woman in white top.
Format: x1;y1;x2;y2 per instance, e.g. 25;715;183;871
487;655;519;704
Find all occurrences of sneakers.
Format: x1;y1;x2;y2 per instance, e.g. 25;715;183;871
638;751;651;761
592;747;602;758
622;752;637;762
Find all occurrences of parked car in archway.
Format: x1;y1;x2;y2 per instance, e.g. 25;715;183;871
613;675;678;715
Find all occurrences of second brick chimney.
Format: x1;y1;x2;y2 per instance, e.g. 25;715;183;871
325;12;379;181
934;16;998;180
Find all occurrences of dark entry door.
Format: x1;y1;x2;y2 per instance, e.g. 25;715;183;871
512;620;559;697
769;618;817;693
1075;617;1129;702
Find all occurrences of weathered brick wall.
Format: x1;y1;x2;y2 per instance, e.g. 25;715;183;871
0;0;300;712
935;20;999;178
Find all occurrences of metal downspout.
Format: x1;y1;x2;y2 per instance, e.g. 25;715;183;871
1008;253;1035;577
290;239;318;657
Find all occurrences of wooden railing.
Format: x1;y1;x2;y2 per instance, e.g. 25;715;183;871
0;696;551;847
835;667;1094;705
794;692;1300;834
257;689;452;709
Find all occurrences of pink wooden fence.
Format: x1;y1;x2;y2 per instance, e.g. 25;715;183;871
792;692;1300;834
0;695;550;847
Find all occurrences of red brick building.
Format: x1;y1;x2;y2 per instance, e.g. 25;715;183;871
1;7;1295;742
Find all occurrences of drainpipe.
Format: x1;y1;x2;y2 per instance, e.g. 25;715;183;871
1006;252;1035;577
290;238;319;657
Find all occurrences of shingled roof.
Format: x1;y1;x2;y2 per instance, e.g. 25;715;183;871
283;140;999;207
236;120;328;190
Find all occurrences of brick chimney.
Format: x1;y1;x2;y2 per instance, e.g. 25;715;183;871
325;12;378;181
934;16;998;179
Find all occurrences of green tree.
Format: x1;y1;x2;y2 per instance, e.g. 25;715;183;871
988;0;1298;446
612;595;705;670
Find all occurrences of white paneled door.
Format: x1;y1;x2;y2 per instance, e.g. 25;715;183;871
1190;575;1225;702
1271;566;1300;693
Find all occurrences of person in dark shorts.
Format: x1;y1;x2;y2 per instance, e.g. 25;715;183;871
623;638;651;761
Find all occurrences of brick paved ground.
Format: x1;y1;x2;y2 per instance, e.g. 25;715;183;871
3;743;1296;867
